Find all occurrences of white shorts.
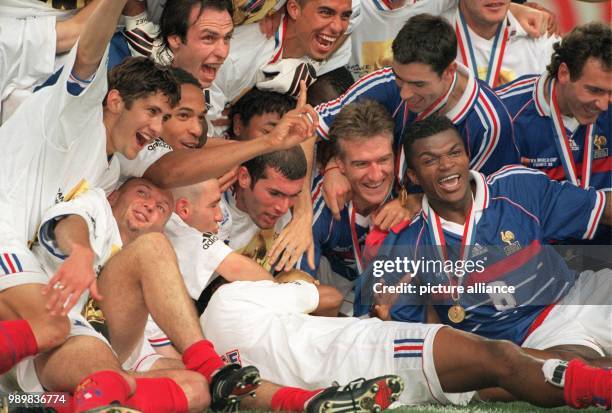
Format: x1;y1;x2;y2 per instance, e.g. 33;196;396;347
522;269;612;356
0;246;48;291
201;280;473;406
122;335;163;373
0;15;57;122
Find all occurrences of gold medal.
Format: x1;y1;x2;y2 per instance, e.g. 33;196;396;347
448;304;465;323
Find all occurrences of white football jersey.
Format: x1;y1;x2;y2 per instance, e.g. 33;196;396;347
218;191;290;272
207;5;359;136
32;187;122;314
0;45;119;247
164;213;232;300
443;8;558;86
117;138;172;184
348;0;456;78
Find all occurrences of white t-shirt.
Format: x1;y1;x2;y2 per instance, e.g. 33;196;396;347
32;187;122;315
164;213;233;300
0;45;119;247
348;0;456;79
443;8;558;86
219;191;291;272
117;138;172;184
207;11;355;136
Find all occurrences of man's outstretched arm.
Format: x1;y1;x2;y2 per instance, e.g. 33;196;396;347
144;81;318;188
72;0;128;80
42;215;100;316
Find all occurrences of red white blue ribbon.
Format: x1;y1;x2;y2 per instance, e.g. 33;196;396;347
455;8;509;88
348;201;371;274
395;71;458;183
549;79;594;188
269;14;288;64
426;201;476;273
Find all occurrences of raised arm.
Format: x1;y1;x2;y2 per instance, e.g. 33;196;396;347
144;81;318;188
72;0;129;80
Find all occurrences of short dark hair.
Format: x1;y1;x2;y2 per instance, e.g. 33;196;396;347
170;66;202;89
228;88;295;139
547;22;612;80
243;146;307;187
159;0;233;50
329;100;394;159
307;66;355;106
402;115;462;162
392;14;456;76
106;57;180;109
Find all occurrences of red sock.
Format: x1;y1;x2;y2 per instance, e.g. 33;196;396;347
0;319;38;374
73;370;131;412
126;377;189;413
182;340;225;382
271;387;322;412
564;359;612;409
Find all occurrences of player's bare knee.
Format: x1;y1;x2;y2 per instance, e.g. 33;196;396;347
130;232;176;261
173;372;210;412
29;315;71;352
482;339;522;381
135;232;173;254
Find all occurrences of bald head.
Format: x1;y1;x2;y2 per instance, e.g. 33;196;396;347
172;179;223;233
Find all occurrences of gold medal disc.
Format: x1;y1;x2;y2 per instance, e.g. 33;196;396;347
448;304;466;323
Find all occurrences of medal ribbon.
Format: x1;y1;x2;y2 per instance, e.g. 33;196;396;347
425;196;477;301
549;79;594;188
456;8;509;88
269;14;288;64
395;71;458;183
348;202;371;274
416;70;458;122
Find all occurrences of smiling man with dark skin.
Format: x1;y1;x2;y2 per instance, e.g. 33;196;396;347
359;115;612;408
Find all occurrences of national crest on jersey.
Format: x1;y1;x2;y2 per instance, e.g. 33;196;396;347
359;167;605;344
593;135;608;159
500;230;521;256
497;74;611;191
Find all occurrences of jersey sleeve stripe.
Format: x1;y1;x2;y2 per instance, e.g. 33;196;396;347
584;190;606;239
495;76;537;96
491;196;541;225
486;165;546;184
315;68;395;140
470;93;500;171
